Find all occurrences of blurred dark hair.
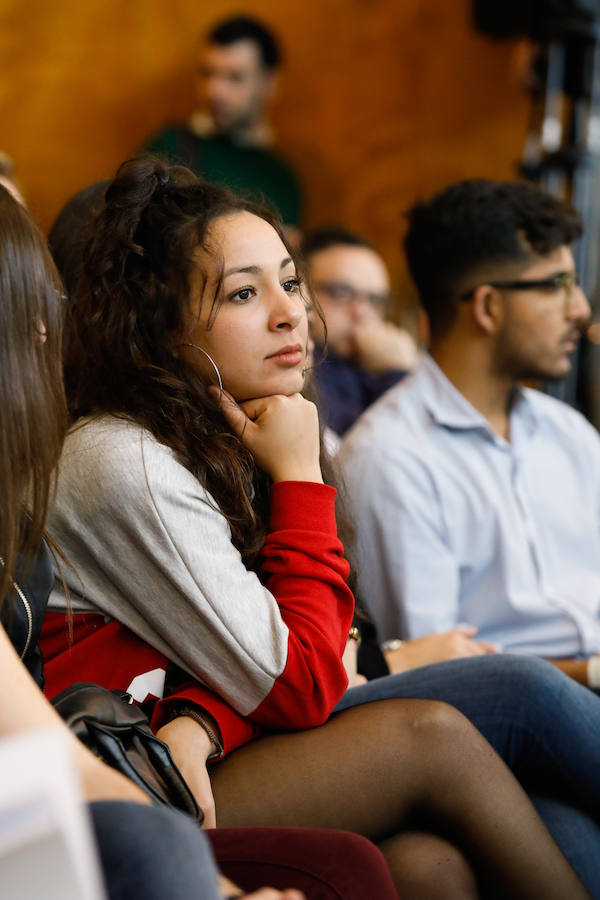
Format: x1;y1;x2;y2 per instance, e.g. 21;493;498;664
404;178;582;341
301;226;372;259
62;155;334;566
208;16;280;70
0;187;68;604
48;179;111;299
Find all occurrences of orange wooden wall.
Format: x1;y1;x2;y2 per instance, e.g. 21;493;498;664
0;0;532;292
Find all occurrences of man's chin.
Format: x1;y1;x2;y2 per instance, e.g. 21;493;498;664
209;111;236;133
527;358;572;382
551;353;574;379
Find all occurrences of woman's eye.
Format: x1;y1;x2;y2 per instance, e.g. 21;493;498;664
230;286;255;303
282;277;301;293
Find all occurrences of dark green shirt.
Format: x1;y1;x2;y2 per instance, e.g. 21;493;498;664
142;125;303;226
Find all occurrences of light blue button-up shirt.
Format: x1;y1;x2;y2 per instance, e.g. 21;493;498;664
339;354;600;657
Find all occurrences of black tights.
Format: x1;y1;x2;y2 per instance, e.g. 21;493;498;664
210;699;588;898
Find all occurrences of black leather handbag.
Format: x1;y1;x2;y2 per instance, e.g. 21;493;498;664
51;682;203;823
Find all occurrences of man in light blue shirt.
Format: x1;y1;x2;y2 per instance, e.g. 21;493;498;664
339;178;600;686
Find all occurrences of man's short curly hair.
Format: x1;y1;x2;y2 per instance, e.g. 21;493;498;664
404;179;582;341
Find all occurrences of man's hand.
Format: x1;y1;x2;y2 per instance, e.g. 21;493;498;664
545;657;592;686
352;320;418;374
156;716;217;828
384;626;498;675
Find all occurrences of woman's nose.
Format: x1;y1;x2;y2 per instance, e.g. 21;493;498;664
269;289;304;330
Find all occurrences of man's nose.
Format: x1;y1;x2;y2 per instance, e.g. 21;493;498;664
205;75;227;100
350;293;379;323
569;285;592;325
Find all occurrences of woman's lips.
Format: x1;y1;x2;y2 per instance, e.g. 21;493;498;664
266;344;303;365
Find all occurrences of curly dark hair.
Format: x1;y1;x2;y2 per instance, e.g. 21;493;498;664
62;155;332;566
404;178;582;341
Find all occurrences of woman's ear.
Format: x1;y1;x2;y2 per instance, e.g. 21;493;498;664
471;284;504;335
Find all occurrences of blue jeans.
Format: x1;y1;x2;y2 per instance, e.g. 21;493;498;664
90;802;220;900
335;654;600;896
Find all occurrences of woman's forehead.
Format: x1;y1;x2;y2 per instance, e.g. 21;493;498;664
209;211;290;269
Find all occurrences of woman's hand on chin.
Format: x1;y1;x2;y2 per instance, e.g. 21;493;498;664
212;388;323;484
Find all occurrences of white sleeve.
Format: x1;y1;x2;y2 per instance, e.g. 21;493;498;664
49;423;289;714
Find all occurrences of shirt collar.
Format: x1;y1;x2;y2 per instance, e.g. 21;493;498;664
418;354;539;437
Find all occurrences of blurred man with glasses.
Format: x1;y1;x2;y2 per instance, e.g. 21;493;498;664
338;179;600;688
302;227;418;438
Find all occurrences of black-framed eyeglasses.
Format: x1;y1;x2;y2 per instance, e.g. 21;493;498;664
460;271;580;312
313;280;390;310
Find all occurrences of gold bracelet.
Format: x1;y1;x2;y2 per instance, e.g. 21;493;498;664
348;625;361;644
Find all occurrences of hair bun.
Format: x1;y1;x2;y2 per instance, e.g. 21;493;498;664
155;170;172;191
99;156;175;259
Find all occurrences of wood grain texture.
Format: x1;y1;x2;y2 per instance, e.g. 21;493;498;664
0;0;532;292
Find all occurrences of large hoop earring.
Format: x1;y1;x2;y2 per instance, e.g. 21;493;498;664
179;343;223;392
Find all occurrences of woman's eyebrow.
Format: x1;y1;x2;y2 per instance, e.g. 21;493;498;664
223;257;294;278
223;264;261;277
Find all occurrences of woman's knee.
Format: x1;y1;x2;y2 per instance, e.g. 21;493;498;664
355;698;478;759
380;831;478;900
399;698;476;748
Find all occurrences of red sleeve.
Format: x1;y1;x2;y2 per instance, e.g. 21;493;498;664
249;481;354;730
151;683;259;758
41;613;255;758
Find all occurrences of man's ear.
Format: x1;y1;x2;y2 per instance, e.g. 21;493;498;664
471;284;504;335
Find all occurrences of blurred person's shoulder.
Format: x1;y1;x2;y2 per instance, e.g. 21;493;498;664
340;358;435;462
